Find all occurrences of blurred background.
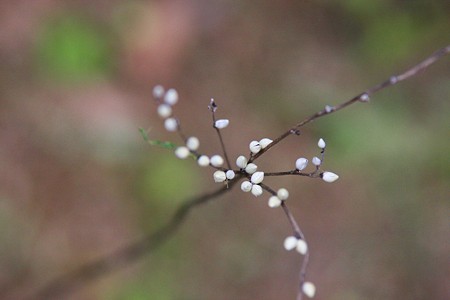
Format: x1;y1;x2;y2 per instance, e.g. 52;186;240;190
0;1;449;299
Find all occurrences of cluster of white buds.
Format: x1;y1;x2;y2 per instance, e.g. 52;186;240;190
153;85;181;132
240;170;265;197
249;138;273;154
283;236;308;255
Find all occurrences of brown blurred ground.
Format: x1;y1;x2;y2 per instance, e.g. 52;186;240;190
0;1;449;299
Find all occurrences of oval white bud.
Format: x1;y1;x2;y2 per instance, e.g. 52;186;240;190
197;155;210;167
251;184;263;197
312;156;321;166
277;188;289;200
251;171;264;184
164;118;178;132
164;88;178;105
268;196;282;208
245;163;258;174
214;119;229;129
226;170;235;180
321;171;339;183
213;170;226;183
295;158;308;171
296;239;308;255
210;155;224;167
249;141;262;154
186;136;200;151
283;236;298;251
236;155;248;168
302;282;316;298
259;138;273;149
157;104;172;118
318;138;326;149
241;181;252;192
152;85;165;98
175;146;190;159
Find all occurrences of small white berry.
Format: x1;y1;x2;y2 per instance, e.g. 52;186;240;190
295;158;308;171
197;155;210;167
152;85;165;98
268;196;282;208
249;141;262;154
186;136;200;151
318;138;326;149
312;156;321;166
210;155;224;167
175;146;190;159
157;104;172;118
259;138;273;149
236;155;248;168
164;88;178;105
251;184;263;197
245;163;258;174
214;119;229;129
241;181;252;192
213;170;226;183
283;236;298;251
302;282;316;298
164;118;178;132
321;171;339;183
250;172;264;184
226;170;235;180
296;239;308;255
277;188;289;200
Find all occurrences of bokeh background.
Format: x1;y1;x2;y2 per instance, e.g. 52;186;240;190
0;1;449;299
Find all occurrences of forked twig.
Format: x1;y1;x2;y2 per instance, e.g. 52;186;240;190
22;45;449;300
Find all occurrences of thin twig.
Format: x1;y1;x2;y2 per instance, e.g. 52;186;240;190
249;45;450;163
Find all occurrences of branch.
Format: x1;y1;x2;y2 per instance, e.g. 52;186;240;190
24;181;239;300
249;45;450;162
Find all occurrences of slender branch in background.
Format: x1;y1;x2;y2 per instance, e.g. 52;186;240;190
250;45;450;162
25;181;239;300
24;45;449;300
209;99;232;169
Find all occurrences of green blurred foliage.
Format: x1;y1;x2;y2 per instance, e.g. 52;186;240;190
35;15;114;82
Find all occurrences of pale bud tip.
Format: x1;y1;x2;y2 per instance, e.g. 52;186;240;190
214;119;229;129
302;282;316;298
283;236;298;251
268;196;281;208
213;171;226;183
321;171;339;183
318;138;326;149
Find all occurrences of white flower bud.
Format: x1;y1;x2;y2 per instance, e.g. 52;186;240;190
152;85;164;98
251;184;263;197
210;155;224;167
321;171;339;183
164;118;178;132
214;119;229;129
186;136;200;151
249;141;261;154
259;138;273;149
268;196;282;208
296;239;308;255
283;236;298;251
312;156;321;166
295;158;308;171
197;155;210;167
213;170;226;183
164;88;178;105
250;172;264;184
175;146;190;159
241;181;252;192
245;163;258;174
277;188;289;200
226;170;235;180
236;155;248;168
302;282;316;298
318;138;326;149
157;104;172;118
